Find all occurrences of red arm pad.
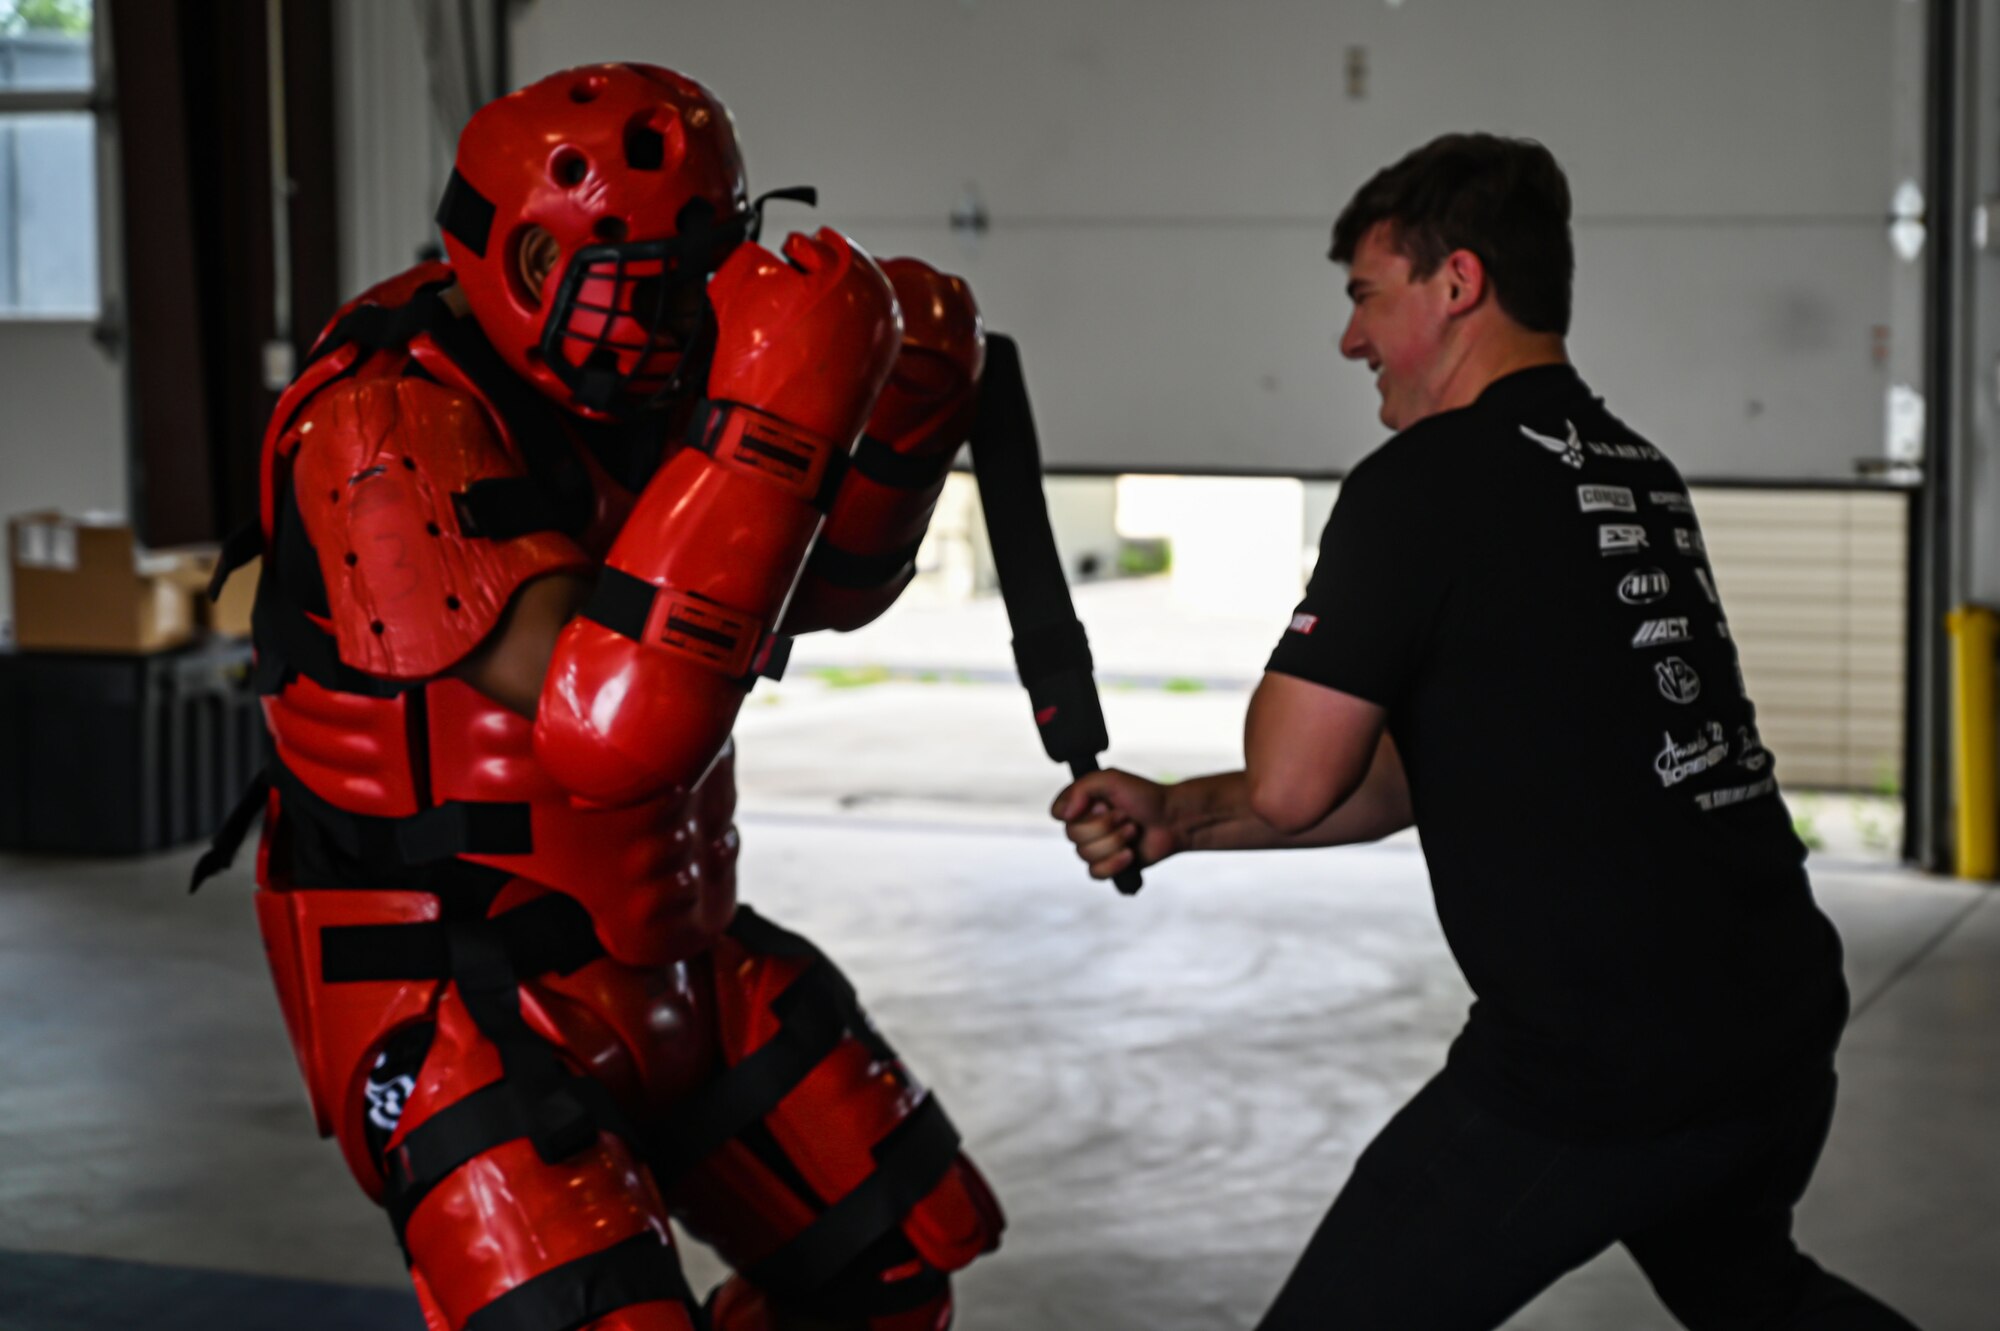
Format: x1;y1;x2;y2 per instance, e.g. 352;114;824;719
780;259;983;635
535;230;900;806
290;378;592;679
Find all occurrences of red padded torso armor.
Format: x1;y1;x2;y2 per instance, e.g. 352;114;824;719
252;267;744;1143
256;262;740;971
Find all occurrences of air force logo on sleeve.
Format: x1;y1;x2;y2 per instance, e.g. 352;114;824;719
1521;421;1586;469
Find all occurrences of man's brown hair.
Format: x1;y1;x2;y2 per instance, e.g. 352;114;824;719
1331;133;1574;335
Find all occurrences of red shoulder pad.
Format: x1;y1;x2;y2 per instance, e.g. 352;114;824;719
290;377;591;680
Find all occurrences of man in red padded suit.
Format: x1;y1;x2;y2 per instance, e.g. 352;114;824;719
224;62;1002;1331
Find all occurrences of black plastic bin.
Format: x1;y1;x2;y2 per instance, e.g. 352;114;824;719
0;637;266;855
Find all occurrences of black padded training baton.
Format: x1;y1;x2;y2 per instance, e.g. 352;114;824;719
967;334;1142;895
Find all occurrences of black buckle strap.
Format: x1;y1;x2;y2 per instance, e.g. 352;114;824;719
805;535;923;591
272;761;532;866
850;435;957;492
745;1095;963;1299
460;1232;700;1331
188;768;274;893
321;892;604;984
581;567;792;683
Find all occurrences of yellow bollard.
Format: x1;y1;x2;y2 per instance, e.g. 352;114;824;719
1947;605;1999;879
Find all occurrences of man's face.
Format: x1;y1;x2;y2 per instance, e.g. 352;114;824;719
1337;223;1455;431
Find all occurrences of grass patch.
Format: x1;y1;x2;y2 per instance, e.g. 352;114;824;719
1791;795;1825;853
812;665;892;689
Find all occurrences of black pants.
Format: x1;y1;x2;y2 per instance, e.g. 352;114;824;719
1254;1067;1920;1331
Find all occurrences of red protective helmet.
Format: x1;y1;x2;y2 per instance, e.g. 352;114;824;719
437;63;762;418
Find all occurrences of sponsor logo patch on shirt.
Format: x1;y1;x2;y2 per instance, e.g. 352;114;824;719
1655;656;1702;704
1289;612;1318;635
1578;484;1636;513
1656;721;1729;787
1695;775;1776;811
1631;616;1692;648
1618;568;1671;605
1674;527;1706;556
1599;523;1649;555
1694;567;1720;604
1650;490;1693;513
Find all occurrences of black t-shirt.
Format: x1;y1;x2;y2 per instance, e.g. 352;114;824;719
1268;364;1848;1140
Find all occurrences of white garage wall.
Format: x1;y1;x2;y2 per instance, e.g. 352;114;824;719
508;0;1898;482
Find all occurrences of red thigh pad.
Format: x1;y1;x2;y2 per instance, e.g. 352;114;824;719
662;908;1002;1308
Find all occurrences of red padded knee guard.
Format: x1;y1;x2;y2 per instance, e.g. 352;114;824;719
664;908;1001;1318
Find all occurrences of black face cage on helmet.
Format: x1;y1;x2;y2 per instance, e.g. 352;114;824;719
540;187;817;418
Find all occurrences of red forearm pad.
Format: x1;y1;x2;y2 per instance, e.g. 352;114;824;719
535;232;903;805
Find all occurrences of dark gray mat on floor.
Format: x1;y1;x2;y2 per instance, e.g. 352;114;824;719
0;1249;422;1331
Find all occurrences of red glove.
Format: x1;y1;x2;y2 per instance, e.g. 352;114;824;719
780;257;984;634
535;229;900;804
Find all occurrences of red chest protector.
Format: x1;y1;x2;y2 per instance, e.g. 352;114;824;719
250;262;743;969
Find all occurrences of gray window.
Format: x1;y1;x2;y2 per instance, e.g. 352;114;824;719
0;1;96;318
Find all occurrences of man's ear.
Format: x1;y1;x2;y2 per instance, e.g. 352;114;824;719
1443;249;1486;316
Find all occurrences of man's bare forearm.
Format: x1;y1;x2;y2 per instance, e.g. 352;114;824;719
1166;736;1413;852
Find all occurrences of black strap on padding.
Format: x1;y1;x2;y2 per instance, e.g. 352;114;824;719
805;535;923;591
207;518;266;602
271;761;532;866
579;566;794;683
744;1095;963;1299
382;1069;641;1245
453;477;566;540
682;397;851;514
644;956;860;1188
578;566;657;641
321;892;604;984
436;168;497;259
424;308;599;543
448;917;600;1165
252;574;410;700
187;768;274;893
460;1232;700;1331
850;434;957;492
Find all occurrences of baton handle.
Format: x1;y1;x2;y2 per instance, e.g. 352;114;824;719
1067;755;1145;895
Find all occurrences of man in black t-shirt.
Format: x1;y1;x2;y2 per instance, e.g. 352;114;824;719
1054;136;1919;1330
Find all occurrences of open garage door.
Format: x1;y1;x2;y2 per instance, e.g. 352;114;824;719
515;0;1901;484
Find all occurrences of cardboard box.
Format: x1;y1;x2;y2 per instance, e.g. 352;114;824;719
172;550;259;638
8;511;203;653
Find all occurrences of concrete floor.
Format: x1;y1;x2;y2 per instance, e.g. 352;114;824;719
0;581;1994;1329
